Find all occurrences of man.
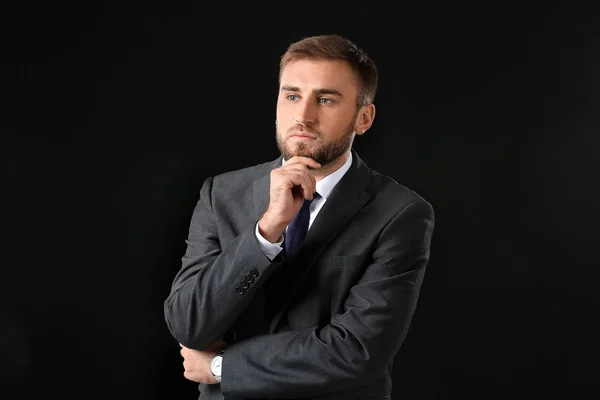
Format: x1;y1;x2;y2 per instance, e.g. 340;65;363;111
164;34;435;400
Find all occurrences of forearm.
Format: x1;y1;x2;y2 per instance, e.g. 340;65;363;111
221;200;434;398
165;228;279;349
164;177;284;350
220;263;426;398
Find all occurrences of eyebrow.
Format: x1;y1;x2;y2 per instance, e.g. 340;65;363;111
281;85;343;97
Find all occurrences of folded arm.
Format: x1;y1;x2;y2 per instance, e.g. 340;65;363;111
163;177;283;350
221;200;435;398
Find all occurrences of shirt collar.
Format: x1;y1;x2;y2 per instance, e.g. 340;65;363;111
281;152;353;200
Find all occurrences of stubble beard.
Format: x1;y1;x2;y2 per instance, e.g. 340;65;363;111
275;115;357;167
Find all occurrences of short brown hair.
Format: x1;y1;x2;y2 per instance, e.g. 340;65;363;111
279;34;378;106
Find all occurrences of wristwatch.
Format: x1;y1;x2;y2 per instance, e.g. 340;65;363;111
210;349;224;383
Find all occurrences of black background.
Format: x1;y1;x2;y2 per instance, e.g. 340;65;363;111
4;1;600;399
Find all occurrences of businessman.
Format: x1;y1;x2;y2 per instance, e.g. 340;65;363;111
164;34;435;399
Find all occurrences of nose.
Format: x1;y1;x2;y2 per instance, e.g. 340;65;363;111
294;98;316;126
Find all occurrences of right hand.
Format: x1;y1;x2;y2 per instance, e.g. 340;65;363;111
258;156;321;242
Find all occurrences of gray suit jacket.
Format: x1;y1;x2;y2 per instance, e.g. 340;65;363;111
164;150;435;400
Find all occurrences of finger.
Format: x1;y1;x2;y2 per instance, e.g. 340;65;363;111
286;170;316;199
297;170;316;200
284;163;316;183
279;162;311;173
285;156;321;169
300;172;315;200
281;165;316;193
300;169;316;199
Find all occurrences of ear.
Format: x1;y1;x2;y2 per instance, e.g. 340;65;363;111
354;104;376;135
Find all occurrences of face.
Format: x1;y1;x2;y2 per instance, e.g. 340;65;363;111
276;58;374;166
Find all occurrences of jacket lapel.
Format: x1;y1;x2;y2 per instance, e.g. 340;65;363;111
269;151;373;333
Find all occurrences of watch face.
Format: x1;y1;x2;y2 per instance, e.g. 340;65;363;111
211;356;222;375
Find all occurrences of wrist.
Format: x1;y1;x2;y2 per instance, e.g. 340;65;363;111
210;349;224;384
258;214;286;243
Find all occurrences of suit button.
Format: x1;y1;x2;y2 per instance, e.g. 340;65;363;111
235;286;244;295
249;268;259;277
245;274;254;283
240;281;249;289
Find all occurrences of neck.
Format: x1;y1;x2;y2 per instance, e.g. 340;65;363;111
312;151;351;182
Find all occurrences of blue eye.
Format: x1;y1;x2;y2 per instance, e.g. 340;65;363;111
319;98;332;104
287;94;298;101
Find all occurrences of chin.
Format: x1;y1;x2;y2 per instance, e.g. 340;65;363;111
289;145;317;159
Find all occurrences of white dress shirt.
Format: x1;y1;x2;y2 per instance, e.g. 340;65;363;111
254;152;353;260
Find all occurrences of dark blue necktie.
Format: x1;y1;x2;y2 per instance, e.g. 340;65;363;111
284;194;318;261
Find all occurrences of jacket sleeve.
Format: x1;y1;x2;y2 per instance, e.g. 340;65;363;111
220;199;435;398
163;177;282;350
